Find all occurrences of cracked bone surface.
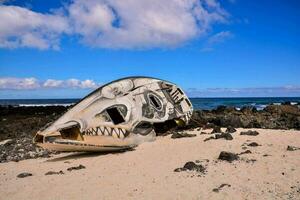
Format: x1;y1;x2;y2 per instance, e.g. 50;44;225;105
33;77;193;152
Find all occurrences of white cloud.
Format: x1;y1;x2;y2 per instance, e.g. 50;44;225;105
0;5;69;49
207;30;233;45
0;0;229;50
0;77;40;89
65;78;98;89
0;77;100;89
43;79;64;88
68;0;228;49
201;30;233;51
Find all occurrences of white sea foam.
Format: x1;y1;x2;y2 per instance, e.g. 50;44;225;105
18;103;74;107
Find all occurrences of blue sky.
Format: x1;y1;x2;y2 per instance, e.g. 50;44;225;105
0;0;299;98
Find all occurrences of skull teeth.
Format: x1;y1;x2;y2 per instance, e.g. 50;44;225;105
84;126;127;139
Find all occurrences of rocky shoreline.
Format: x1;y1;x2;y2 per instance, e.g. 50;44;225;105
0;103;299;163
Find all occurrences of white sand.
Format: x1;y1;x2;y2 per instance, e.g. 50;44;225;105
1;128;300;200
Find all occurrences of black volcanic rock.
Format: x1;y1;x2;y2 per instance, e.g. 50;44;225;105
247;142;260;147
171;132;196;139
67;165;86;171
215;132;233;140
211;126;222;133
188;104;300;130
218;151;239;162
287;145;300;151
240;130;259;136
45;171;64;175
17;172;33;178
174;161;206;173
225;126;237;133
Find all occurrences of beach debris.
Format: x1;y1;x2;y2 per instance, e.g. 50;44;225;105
225;126;237;133
171;132;196;139
45;170;64;175
212;183;231;193
33;77;193;152
17;172;33;178
174;161;206;173
287;145;300;151
67;164;86;171
218;151;239;162
211;126;222;133
240;130;259;136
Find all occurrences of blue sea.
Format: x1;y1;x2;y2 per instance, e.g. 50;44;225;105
0;97;299;110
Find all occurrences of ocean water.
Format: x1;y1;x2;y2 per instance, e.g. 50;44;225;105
0;97;299;110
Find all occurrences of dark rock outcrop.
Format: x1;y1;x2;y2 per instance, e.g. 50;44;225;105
189;104;300;130
0;106;68;163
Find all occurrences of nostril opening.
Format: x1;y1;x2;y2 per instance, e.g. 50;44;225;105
33;134;44;143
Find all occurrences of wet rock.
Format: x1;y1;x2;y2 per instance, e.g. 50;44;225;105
225;126;237;133
240;130;259;136
171;132;196;139
247;142;260;147
67;164;86;171
211;126;222;133
17;172;33;178
45;171;64;175
287;145;300;151
212;183;231;193
218;151;239;162
174;161;206;173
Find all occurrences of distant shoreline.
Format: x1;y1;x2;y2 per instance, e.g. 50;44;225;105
0;97;299;110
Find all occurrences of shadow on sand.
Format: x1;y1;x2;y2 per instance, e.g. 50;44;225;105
45;148;135;162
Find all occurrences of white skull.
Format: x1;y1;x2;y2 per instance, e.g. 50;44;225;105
34;77;193;151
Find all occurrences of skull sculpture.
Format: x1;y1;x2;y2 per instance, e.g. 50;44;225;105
34;77;193;151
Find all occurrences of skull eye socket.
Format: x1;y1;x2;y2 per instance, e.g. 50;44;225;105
106;107;125;124
148;94;162;110
96;104;127;125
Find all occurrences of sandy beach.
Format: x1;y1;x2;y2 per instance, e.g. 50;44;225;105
1;128;299;200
